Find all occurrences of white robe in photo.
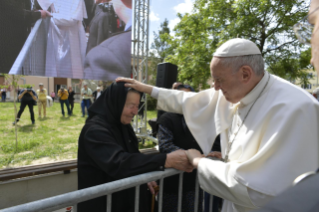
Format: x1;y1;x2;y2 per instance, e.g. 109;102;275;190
38;0;87;79
152;71;319;211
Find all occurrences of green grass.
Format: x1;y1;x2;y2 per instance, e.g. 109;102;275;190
0;102;157;168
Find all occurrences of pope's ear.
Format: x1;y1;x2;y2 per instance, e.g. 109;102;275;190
240;65;253;83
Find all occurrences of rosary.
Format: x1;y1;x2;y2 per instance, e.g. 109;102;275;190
222;73;271;163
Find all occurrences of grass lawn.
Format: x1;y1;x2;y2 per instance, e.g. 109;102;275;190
0;102;157;169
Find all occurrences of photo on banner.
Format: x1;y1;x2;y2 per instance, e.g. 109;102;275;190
0;0;132;81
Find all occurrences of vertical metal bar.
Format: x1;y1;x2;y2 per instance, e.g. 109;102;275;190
177;173;183;212
73;204;77;212
158;178;164;212
134;185;140;212
106;194;112;212
194;174;199;212
209;194;213;212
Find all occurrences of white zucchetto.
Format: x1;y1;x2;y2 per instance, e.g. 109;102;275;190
214;38;261;57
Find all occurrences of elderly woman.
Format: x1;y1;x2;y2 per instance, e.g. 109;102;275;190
77;82;193;212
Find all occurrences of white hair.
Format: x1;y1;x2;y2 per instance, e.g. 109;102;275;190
219;55;264;76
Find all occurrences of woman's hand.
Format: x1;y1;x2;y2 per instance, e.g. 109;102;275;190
206;151;222;159
185;149;204;168
147;181;159;195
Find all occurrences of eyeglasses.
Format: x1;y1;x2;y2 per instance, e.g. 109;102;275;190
293;6;319;46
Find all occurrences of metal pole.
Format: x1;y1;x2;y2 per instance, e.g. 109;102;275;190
177;173;183;212
134;185;140;212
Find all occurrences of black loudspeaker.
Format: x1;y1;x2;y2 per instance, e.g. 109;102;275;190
155;63;178;122
155;63;178;88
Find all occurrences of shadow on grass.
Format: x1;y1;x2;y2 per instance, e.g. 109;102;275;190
59;116;71;121
37;117;53;122
18;124;35;132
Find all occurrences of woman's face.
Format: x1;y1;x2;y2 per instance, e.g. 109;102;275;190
120;91;140;125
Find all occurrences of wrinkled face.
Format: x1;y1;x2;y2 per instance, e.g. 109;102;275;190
120;91;140;125
210;57;244;103
309;0;319;74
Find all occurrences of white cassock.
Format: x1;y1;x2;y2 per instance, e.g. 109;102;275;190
38;0;87;79
151;71;319;211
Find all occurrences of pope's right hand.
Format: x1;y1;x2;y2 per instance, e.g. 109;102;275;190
116;77;154;95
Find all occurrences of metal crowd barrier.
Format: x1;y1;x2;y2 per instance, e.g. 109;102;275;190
0;168;214;212
9;18;49;76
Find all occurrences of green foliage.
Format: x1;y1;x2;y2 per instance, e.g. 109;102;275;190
164;0;311;89
146;94;157;110
149;19;175;85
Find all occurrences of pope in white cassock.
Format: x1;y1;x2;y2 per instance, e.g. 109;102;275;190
37;0;87;79
117;38;319;212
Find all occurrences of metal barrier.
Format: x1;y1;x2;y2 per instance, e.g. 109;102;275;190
0;168;208;212
9;18;49;76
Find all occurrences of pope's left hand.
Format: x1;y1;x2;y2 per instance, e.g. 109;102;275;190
185;149;204;168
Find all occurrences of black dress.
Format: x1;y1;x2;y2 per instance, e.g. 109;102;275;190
157;113;203;211
78;82;166;212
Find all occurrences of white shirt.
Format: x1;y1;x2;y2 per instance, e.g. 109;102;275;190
151;71;319;211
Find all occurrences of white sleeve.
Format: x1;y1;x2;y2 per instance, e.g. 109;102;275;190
247;188;274;208
198;158;263;209
151;87;159;99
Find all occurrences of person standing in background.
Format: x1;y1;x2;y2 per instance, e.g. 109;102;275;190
68;86;75;115
36;83;47;118
1;88;6;102
81;83;92;117
51;91;55;102
92;86;102;102
58;87;71;117
13;86;37;125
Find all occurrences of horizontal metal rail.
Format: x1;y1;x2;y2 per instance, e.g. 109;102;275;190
1;168;182;212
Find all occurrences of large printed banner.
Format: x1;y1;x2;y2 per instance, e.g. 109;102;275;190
0;0;132;81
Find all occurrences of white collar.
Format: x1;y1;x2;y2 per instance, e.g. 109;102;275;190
239;71;269;106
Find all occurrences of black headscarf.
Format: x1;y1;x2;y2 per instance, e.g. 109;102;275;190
88;82;141;124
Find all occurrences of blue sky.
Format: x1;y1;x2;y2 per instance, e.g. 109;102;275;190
148;0;195;49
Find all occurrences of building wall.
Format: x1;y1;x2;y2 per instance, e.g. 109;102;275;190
294;70;319;93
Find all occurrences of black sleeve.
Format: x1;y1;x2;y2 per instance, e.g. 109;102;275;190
24;10;41;25
82;126;166;180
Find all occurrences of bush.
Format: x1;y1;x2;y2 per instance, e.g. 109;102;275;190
146;94;157;110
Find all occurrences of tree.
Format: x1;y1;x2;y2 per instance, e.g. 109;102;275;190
2;74;24;150
148;19;175;109
149;19;174;85
166;0;311;89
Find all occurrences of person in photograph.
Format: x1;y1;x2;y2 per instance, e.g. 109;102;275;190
37;0;88;79
0;0;51;74
58;86;71;117
86;0;117;54
13;86;38;125
50;90;56;102
92;86;102;102
117;38;319;211
81;83;92;117
36;82;47;118
68;86;76;115
84;0;132;81
77;82;193;212
1;88;7;102
157;84;203;212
